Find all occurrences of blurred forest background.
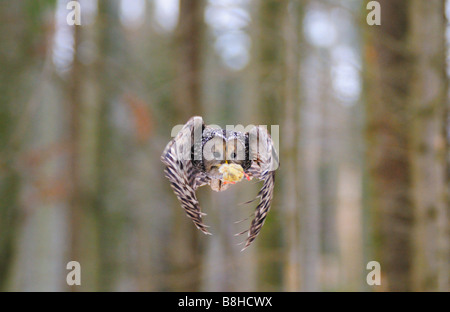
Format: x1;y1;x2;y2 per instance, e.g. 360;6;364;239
0;0;449;292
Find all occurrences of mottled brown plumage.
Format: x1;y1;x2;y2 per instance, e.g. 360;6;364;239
161;116;279;250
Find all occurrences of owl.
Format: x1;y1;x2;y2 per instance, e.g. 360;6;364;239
161;116;279;250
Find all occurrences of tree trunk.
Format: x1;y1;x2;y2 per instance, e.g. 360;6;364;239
255;0;284;126
66;0;126;291
0;1;21;287
408;0;449;292
175;0;204;118
67;22;83;290
364;0;413;291
0;1;53;290
169;0;205;291
253;0;285;290
93;0;125;291
281;0;302;291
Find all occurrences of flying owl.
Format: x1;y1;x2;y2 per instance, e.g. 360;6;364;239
161;116;279;250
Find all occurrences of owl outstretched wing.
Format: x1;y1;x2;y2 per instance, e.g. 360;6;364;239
240;126;279;250
161;116;211;235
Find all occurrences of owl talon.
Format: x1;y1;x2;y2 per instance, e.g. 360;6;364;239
244;172;251;181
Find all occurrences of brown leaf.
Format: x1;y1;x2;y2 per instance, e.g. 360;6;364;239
124;93;154;143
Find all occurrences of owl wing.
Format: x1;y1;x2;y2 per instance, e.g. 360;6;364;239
240;126;279;250
161;116;211;235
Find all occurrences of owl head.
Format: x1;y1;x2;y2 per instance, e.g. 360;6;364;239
200;128;251;180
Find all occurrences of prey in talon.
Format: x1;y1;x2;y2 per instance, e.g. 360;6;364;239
219;163;253;185
161;116;279;250
219;163;244;185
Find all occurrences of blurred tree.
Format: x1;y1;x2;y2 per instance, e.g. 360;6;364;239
408;0;449;292
67;20;84;291
93;0;126;291
255;0;284;126
175;0;204;118
298;1;327;292
66;0;126;291
253;0;284;290
168;0;205;291
280;0;303;291
364;0;413;291
364;0;449;291
0;0;56;290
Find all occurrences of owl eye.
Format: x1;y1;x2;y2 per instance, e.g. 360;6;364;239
226;140;245;161
202;136;226;160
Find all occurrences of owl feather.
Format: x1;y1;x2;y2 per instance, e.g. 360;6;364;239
161;116;279;249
